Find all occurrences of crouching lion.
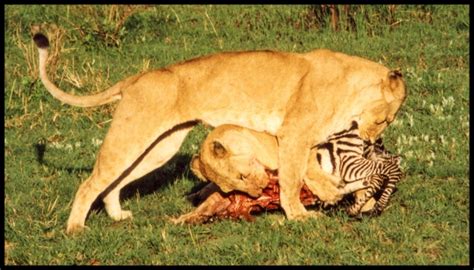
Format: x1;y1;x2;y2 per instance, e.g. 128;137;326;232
33;32;405;234
189;124;368;201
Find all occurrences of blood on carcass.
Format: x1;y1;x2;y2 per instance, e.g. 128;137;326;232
209;170;319;221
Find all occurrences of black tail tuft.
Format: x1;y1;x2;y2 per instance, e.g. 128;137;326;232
33;33;50;49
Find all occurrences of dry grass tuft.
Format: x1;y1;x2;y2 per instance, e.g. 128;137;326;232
68;5;152;47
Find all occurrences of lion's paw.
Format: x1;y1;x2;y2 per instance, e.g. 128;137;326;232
66;223;89;235
120;210;133;220
110;210;133;221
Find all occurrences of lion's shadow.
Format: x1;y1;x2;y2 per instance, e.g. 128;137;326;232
92;153;200;213
34;141;200;214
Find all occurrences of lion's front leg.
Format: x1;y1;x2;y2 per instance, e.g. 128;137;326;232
304;166;344;205
304;149;344;204
276;87;333;220
277;133;316;220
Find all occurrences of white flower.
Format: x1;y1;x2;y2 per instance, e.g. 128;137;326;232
422;134;430;142
391;118;403;127
396;146;403;154
429;104;435;113
91;138;103;147
441;96;455;109
429;104;443;115
51;142;63;149
408;136;418;145
402;134;407;142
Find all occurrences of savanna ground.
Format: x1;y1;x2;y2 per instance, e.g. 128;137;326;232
4;5;469;265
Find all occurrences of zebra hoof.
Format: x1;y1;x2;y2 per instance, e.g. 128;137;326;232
346;209;362;220
349;213;363;221
372;208;383;216
363;208;382;218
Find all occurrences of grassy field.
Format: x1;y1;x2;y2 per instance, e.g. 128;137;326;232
4;5;469;265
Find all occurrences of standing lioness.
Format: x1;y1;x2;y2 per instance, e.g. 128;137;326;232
33;32;406;234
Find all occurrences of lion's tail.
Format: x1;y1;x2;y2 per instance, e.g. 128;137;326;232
33;33;127;107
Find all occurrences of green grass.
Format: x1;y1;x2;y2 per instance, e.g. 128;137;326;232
4;5;469;265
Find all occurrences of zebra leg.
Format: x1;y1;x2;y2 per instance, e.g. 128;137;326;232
368;166;403;216
369;180;397;216
346;174;385;217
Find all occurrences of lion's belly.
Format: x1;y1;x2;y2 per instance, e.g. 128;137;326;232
202;110;284;135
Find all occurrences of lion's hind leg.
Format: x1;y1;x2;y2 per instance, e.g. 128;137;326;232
101;123;194;222
65;76;193;234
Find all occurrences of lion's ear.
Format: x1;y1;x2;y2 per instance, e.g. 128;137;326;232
211;140;227;158
388;69;402;79
381;69;406;123
385;69;406;101
190;155;208;182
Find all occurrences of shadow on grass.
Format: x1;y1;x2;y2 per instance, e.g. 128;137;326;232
120;153;194;200
90;153;199;215
33;140;200;215
34;141;94;174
